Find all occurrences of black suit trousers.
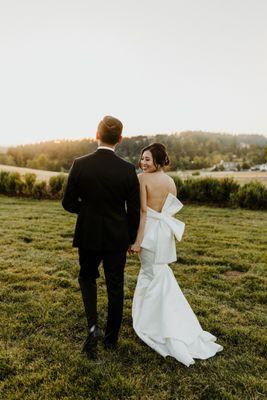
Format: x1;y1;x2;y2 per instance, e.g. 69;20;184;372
78;248;127;345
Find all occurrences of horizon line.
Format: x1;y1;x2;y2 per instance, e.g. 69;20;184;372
1;129;267;148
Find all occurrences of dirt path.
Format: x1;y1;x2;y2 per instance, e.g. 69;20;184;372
171;170;267;186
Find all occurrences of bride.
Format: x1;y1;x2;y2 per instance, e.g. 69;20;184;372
130;143;223;367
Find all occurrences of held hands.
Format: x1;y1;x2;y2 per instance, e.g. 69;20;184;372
128;242;141;254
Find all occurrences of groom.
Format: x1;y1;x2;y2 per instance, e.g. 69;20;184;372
62;116;140;358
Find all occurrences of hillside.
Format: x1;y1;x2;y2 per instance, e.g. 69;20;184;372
1;131;266;172
0;164;65;181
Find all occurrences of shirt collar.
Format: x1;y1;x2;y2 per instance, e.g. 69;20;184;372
97;146;115;152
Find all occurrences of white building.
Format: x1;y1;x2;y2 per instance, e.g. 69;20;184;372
219;160;239;171
251;163;267;171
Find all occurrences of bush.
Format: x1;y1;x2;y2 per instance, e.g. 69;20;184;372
231;182;267;210
49;174;67;199
32;181;48;199
0;169;266;210
171;175;183;196
179;178;221;204
241;162;251;170
6;172;25;195
178;177;240;206
219;178;239;203
24;173;37;196
0;170;10;194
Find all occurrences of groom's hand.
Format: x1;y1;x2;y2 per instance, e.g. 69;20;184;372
127;246;134;255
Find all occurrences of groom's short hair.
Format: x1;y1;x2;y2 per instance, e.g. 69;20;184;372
97;116;123;145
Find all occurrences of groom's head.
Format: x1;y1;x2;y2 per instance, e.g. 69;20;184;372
96;116;123;146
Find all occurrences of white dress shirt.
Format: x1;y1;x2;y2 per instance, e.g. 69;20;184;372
97;146;115;152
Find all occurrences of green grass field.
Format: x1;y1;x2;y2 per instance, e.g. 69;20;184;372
0;196;266;400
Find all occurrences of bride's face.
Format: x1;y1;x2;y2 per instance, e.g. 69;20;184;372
140;150;157;173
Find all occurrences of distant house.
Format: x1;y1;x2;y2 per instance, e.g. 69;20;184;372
239;142;250;149
251;163;267;171
219;160;239;171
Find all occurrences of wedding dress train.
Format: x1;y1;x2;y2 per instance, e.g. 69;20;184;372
132;193;223;367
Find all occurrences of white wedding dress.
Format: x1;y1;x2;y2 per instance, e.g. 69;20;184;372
132;193;223;367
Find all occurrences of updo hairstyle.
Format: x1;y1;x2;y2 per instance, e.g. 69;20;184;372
139;142;170;170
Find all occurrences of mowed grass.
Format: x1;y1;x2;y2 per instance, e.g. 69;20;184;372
0;196;266;400
0;164;65;182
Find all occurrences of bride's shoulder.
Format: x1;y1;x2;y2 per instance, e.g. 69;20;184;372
137;173;151;190
165;173;175;184
137;172;148;181
167;175;177;195
166;173;174;181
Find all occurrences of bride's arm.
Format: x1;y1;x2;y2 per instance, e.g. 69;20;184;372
131;174;147;253
170;176;177;196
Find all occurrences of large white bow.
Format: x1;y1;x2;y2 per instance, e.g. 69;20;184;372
148;209;185;240
141;194;185;264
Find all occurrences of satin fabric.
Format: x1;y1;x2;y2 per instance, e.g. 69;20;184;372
132;193;223;366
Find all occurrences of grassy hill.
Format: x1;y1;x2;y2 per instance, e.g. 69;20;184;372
0;196;266;399
171;170;267;187
3;131;267;172
0;164;66;182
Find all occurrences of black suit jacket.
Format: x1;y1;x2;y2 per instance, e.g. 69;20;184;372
62;149;140;251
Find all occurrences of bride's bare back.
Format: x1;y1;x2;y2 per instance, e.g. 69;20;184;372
139;171;177;212
131;144;177;251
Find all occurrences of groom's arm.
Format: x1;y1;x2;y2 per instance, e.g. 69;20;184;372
62;160;81;214
131;173;147;248
126;166;141;244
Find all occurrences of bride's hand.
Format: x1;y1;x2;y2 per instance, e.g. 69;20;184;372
131;243;141;253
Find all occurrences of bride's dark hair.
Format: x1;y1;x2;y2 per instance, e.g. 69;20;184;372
139;142;170;169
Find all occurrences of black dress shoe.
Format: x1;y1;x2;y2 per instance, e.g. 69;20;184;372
82;325;102;359
85;347;98;360
103;342;117;351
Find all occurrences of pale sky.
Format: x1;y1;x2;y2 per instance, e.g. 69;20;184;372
0;0;267;146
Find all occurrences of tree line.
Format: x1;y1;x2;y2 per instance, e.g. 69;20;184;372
0;131;266;171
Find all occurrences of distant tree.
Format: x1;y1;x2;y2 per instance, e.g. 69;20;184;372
0;154;15;166
5;133;267;172
241;162;251;170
